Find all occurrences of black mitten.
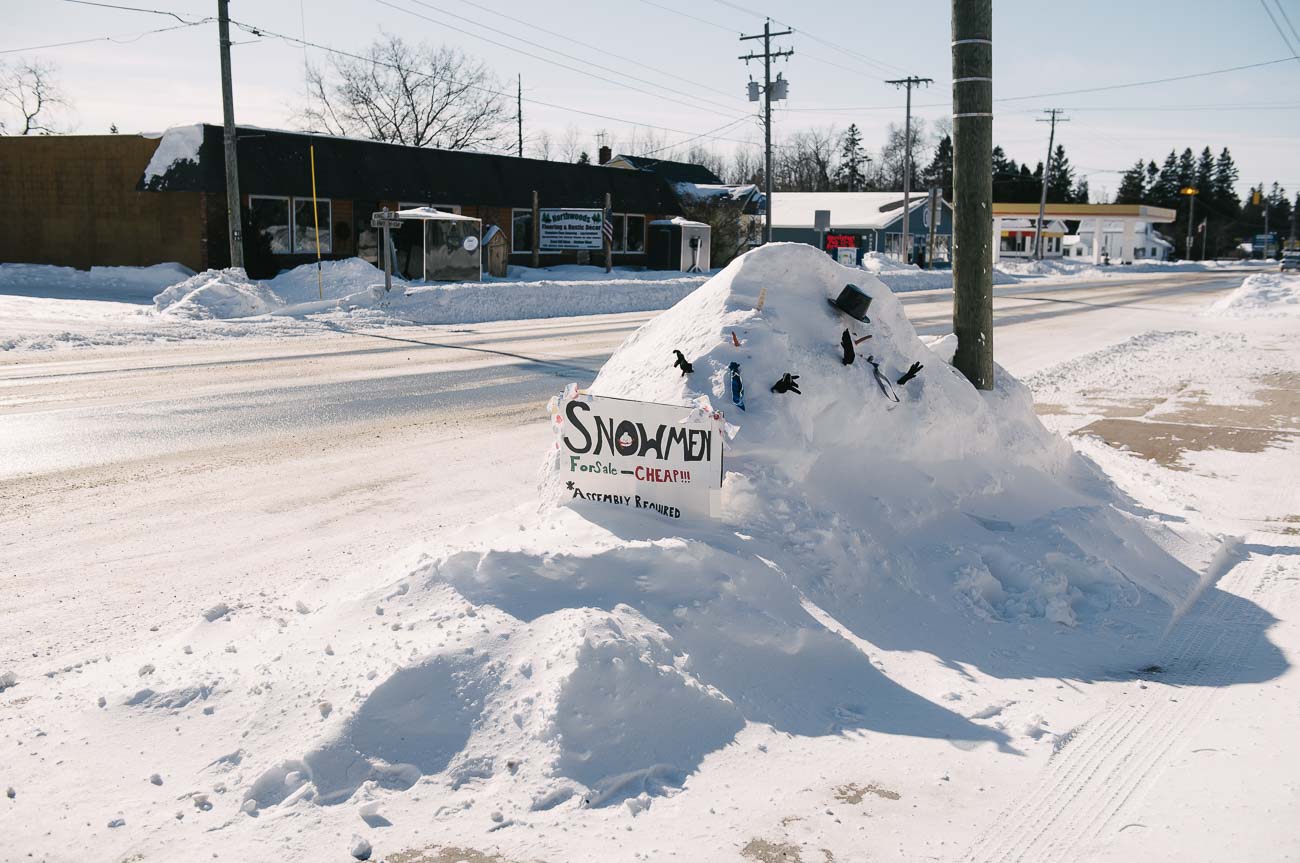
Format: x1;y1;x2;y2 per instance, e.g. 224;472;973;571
771;373;801;394
897;361;924;386
672;349;694;376
840;329;855;366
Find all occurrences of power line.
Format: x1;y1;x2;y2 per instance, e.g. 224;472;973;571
636;115;756;157
57;0;206;24
378;0;749;119
1275;0;1300;48
449;0;739;102
0;20;207;54
1259;0;1300;58
228;17;763;149
707;0;904;76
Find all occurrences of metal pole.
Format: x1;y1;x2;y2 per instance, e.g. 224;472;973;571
217;0;244;269
1201;218;1208;261
517;74;523;158
1185;193;1195;261
1034;109;1066;260
951;0;994;390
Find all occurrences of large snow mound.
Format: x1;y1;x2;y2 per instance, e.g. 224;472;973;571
1205;273;1300;317
228;243;1217;815
152;268;282;320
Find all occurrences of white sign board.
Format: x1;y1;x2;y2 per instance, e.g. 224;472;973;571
551;392;722;520
539;208;605;250
835;247;857;266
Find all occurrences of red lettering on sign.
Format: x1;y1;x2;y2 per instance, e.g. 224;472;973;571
825;235;857;249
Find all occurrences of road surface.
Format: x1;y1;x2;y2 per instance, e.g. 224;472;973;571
0;270;1250;669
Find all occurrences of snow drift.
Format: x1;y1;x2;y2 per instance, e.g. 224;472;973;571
227;243;1216;818
1205;272;1300;317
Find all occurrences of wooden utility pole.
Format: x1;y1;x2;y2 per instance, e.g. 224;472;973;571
217;0;244;269
531;190;540;269
885;75;933;264
926;185;940;269
517;74;523;158
1033;108;1068;259
740;21;793;245
951;0;994;390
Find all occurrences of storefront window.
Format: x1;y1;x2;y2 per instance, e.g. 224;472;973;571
512;208;533;253
611;214;626;252
293;199;332;254
625;215;645;252
249;196;291;254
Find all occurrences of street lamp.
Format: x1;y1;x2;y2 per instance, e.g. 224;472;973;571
1180;187;1198;261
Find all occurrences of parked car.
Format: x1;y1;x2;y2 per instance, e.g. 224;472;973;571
1281;254;1300;273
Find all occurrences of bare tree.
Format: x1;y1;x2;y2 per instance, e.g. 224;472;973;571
775;128;838;192
300;34;508;150
529;129;553;160
558;124;583;162
0;58;67;135
874;119;929;190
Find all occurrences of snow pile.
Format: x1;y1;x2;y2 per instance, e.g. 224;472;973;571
151;269;282;320
141;124;203;188
150;259;707;325
225;243;1212;816
1205;273;1300;317
0;262;193;302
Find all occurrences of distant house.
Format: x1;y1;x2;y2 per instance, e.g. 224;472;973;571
1066;219;1173;262
996;218;1069;259
768;191;954;265
0;125;690;275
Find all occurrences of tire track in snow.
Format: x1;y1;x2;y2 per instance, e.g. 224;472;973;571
959;555;1271;863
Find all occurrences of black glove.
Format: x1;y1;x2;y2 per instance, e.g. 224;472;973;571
897;361;924;386
840;329;855;366
672;349;694;376
771;373;801;394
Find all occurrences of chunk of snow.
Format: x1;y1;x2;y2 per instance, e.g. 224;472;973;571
142;124;203;186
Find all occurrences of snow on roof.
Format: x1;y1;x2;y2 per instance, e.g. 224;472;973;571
768;192;937;229
142;124;204;184
673;182;758;203
999;218;1068;233
395;207;481;222
649;217;709;228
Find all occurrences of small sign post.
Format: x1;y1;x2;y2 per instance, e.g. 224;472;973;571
814;208;831;253
371;207;404;294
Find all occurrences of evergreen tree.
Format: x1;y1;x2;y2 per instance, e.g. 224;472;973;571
1116;160;1146;203
1213;148;1240;214
1073;177;1090;204
921;134;953;199
1145;160;1160;197
1194;146;1214;194
1176;148;1197;191
836;124;868;192
577;151;590;164
1046;143;1075;203
1149;150;1180;209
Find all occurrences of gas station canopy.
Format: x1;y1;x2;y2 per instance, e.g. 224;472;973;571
991;203;1178;264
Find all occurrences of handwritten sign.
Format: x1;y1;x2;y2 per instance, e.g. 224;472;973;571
550;392;722;520
539;209;605;251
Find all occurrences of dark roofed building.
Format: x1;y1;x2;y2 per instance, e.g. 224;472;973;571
602;153;724;186
0;124;690;275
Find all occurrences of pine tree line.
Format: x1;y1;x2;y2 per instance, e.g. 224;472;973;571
1115;147;1295;257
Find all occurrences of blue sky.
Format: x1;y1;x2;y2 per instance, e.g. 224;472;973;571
8;0;1300;199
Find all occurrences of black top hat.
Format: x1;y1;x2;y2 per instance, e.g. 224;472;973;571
828;283;872;322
